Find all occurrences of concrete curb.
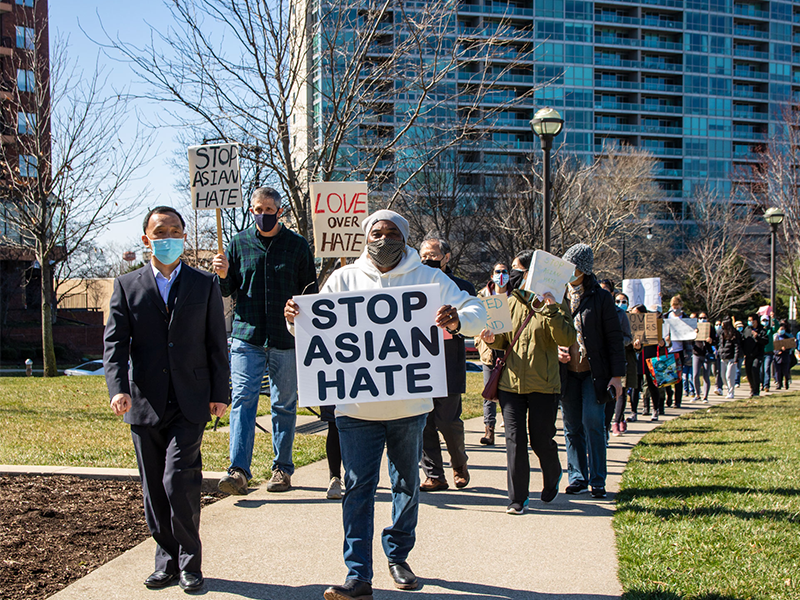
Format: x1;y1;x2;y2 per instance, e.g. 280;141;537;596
0;464;228;484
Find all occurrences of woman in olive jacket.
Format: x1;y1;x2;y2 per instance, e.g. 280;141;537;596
479;288;577;514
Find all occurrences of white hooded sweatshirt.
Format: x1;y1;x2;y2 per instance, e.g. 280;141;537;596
317;247;486;421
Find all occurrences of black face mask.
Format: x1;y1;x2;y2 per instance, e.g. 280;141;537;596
508;269;526;290
254;212;279;232
421;259;441;269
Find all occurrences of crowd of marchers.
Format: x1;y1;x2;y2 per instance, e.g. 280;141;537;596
102;187;787;600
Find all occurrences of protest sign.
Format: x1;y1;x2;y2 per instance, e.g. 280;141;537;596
189;143;242;210
524;250;575;302
774;338;797;352
310;181;368;258
629;313;662;346
188;143;243;253
479;294;513;334
293;284;447;407
757;305;774;318
664;317;697;342
622;278;662;311
696;322;712;342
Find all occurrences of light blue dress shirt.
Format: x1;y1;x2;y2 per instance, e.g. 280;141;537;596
151;261;182;307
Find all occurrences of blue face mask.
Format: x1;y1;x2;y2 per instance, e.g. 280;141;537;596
779;329;786;336
148;237;184;265
737;326;744;332
616;302;628;311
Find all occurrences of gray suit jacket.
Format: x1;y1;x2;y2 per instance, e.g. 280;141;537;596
103;263;230;426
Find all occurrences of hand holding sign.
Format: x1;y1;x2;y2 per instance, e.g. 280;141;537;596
524;250;574;302
479;295;513;334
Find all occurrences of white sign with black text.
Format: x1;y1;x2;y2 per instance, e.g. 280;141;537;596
293;284;447;406
188;143;243;210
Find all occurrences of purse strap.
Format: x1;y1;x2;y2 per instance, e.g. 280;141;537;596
498;310;535;364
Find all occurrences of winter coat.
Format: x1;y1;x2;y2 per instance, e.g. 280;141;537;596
717;330;742;361
487;289;576;395
741;326;769;360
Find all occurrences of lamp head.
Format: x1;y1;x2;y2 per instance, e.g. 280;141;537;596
530;107;564;138
764;207;785;226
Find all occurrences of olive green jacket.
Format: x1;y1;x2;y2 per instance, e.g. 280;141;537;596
487;290;577;395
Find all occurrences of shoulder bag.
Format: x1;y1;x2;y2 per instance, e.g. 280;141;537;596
481;311;535;402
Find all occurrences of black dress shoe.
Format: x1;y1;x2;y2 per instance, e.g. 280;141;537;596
179;571;204;593
388;561;418;590
144;570;178;589
323;578;374;600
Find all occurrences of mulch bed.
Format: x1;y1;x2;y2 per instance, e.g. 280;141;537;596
0;475;223;600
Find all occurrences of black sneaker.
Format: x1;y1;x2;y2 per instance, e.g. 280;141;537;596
323;579;373;600
565;482;589;495
591;487;607;499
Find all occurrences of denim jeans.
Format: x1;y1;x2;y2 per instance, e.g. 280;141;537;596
762;353;773;389
561;371;607;489
336;413;427;584
229;338;298;479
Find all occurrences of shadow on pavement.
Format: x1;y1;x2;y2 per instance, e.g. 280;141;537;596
203;577;623;599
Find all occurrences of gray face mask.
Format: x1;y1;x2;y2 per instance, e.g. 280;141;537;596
367;238;405;269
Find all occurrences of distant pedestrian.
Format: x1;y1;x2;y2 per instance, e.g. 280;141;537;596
718;317;742;399
773;320;793;390
691;312;716;403
475;261;513;446
742;315;769;397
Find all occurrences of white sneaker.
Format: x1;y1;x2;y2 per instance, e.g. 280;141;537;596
326;477;344;500
726;392;734;399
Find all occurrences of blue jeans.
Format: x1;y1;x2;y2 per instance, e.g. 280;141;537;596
762;353;773;389
561;372;607;489
229;338;298;479
336;413;427;584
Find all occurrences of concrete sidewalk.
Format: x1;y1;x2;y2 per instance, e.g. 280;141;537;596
45;388;753;600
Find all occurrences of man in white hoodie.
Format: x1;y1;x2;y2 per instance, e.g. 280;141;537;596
285;210;486;600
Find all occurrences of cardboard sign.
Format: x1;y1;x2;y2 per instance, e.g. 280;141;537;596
629;313;662;346
622;278;662;312
696;322;712;342
310;181;368;258
293;284;447;406
524;250;575;302
664;317;698;342
774;338;797;352
188;143;243;209
479;294;513;334
757;305;773;318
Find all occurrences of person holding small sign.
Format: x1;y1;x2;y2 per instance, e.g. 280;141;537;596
475;262;513;446
478;287;576;514
285;210;485;600
418;235;476;492
212;187;318;496
773;320;793;390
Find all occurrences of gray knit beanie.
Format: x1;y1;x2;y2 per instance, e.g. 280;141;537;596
562;243;594;275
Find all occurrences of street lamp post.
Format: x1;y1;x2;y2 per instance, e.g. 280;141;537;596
764;207;785;317
530;107;564;253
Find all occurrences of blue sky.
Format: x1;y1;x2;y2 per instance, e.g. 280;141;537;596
52;1;186;253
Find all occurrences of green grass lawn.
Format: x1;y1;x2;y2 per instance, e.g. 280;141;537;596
614;393;800;600
0;377;325;481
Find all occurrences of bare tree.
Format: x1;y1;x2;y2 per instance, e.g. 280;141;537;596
0;34;152;376
102;0;539;280
678;188;760;319
744;104;800;300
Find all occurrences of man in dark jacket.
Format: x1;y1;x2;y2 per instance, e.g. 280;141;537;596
418;236;476;491
559;244;625;499
742;314;769;397
104;207;229;592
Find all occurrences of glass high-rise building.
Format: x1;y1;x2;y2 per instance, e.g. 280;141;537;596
296;0;797;220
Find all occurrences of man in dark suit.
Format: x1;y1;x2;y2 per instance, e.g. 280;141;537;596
104;206;229;593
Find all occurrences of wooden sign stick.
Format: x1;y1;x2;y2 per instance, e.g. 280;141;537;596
216;209;224;254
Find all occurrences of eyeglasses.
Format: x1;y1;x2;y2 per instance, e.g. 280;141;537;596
494;269;508;274
615;301;627;305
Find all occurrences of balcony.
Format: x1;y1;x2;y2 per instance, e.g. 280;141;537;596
595;78;639;90
733;87;768;100
595;13;640;26
459;4;534;17
641;81;683;93
731;129;767;140
642;146;683;156
732;109;769;120
733;68;769;80
642;125;683;135
594;122;640;133
733;47;769;60
733;4;769;19
733;25;769;39
640;60;682;72
640;17;682;30
595;35;639;47
641;38;682;51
